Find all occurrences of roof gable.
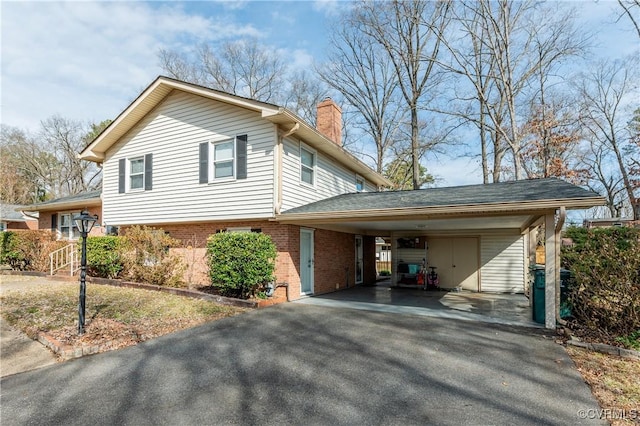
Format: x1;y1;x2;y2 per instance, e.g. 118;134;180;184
79;76;390;187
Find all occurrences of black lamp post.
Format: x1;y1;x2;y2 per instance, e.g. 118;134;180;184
73;209;98;335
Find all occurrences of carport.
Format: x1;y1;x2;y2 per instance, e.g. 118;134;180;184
277;178;605;329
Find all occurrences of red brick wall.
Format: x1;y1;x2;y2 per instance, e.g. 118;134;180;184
159;221;300;301
38;206;103;237
119;221;373;301
7;220;38;230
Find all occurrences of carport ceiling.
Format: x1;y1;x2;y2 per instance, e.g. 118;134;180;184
276;178;606;234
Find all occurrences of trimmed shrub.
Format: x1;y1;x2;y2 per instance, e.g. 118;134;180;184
120;225;185;287
562;226;640;343
0;230;66;271
206;232;277;299
86;236;124;279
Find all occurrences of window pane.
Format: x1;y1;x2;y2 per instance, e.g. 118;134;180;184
130;174;143;189
130;158;144;174
60;214;70;226
301;148;314;167
356;179;364;191
215;141;233;161
215;161;233;178
301;166;314;185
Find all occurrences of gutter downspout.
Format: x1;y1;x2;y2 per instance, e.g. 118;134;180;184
555;206;567;326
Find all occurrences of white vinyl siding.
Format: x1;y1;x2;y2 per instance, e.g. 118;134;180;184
102;91;275;225
480;234;526;293
281;137;375;210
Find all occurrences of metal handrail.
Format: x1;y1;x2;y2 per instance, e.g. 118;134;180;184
49;244;77;276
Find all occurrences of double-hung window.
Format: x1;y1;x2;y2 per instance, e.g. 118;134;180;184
199;135;247;183
213;140;234;179
59;213;80;240
129;157;145;190
118;154;153;193
300;145;315;186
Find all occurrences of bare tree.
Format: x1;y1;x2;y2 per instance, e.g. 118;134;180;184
575;57;640;220
438;1;587;181
616;0;640;38
317;18;405;174
284;70;328;127
352;0;451;189
159;39;288;104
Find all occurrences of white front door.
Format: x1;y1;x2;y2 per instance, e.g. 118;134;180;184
355;235;364;284
300;229;314;295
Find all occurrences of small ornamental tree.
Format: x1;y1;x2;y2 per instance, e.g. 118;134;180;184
562;226;640;344
206;232;277;299
0;230;65;271
120;226;185;287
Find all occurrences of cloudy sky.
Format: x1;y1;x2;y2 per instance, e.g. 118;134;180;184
1;0;638;186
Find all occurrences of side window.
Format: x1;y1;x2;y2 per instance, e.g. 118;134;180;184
356;175;364;192
129;157;145;190
213;140;234;179
300;144;315;186
199;135;248;183
59;213;80;240
119;153;152;193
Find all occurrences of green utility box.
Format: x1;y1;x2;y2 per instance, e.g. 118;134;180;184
530;266;572;324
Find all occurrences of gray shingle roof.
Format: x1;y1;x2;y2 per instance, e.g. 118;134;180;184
283;178;602;214
0;204;37;222
22;190;102;210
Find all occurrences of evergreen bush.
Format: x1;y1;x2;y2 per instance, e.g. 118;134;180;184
206;232;277;299
86;236;124;279
562;226;640;343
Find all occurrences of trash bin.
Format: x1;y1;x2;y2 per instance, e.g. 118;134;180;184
531;266;546;324
559;269;572;319
530;265;572;325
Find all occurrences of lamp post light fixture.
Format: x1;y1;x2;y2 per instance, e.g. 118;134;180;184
73;209;98;335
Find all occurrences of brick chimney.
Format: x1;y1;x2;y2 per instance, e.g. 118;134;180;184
316;98;342;146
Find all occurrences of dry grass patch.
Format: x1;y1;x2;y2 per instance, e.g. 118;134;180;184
567;346;640;425
1;283;247;352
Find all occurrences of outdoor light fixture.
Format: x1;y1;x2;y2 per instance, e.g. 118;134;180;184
73;209;98;335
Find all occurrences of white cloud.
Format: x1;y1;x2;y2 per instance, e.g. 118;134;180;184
0;1;260;131
312;0;349;17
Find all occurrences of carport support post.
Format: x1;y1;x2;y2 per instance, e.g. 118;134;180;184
544;214;557;329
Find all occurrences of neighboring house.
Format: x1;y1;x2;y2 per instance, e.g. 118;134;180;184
22;191;102;240
25;76;605;328
583;217;639;228
0;204;38;231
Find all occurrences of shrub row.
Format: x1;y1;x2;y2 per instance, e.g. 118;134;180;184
2;226;278;299
562;226;640;343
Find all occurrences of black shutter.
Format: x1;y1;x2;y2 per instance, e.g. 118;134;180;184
51;213;57;232
118;158;126;193
236;134;247;180
144;153;153;190
199;142;209;183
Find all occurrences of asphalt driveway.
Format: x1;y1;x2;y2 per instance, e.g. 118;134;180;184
1;303;603;425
